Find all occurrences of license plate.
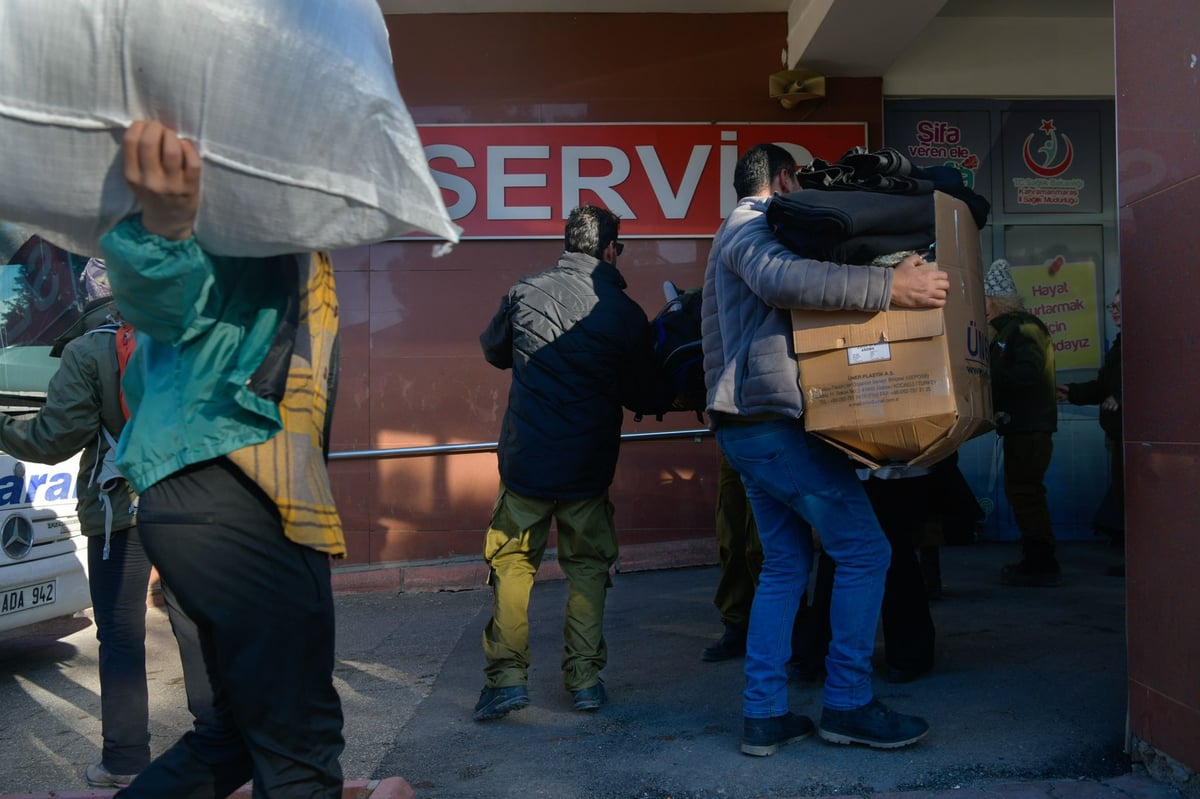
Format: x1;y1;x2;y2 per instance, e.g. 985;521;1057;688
0;580;56;616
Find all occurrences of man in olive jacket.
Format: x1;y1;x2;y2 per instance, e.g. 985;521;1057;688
0;259;212;789
985;259;1060;586
475;204;672;721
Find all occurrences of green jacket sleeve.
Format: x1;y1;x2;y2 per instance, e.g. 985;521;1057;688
0;343;102;464
100;215;217;346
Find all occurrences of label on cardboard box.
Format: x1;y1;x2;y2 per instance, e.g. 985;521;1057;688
847;343;892;365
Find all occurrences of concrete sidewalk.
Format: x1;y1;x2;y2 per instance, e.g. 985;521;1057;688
0;539;1184;799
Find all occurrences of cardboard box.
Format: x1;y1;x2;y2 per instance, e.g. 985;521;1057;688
791;191;993;469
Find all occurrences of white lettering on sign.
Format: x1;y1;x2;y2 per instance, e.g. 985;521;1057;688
637;144;711;220
416;123;865;238
488;146;552;221
425;144;477;218
562;146;634;218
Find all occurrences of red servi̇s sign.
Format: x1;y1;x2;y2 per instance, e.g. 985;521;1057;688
417;123;867;239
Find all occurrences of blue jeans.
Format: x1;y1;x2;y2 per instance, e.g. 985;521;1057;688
89;529;218;776
716;419;890;717
88;529;153;774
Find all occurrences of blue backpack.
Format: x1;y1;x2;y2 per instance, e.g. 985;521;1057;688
648;282;706;421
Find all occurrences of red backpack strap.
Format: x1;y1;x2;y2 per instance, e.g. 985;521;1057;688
114;323;136;419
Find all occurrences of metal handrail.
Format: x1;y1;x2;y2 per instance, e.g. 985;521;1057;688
327;427;713;461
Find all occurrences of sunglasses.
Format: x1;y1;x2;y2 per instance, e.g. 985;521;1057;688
613;241;625;256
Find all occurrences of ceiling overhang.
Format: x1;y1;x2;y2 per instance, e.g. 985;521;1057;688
784;0;949;76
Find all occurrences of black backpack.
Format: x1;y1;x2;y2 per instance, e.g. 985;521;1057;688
647;282;706;421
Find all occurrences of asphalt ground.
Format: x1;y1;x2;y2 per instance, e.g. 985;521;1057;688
0;539;1177;799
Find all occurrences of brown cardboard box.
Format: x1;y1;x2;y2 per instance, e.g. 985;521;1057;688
791;191;993;469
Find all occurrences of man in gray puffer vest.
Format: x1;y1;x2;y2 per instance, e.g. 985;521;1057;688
0;258;216;789
704;144;949;756
475;205;673;721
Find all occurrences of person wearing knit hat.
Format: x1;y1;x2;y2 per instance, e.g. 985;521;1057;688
985;257;1061;586
49;258;121;358
984;258;1018;298
80;257;113;304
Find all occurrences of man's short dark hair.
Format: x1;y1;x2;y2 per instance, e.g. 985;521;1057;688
565;205;621;260
733;143;797;198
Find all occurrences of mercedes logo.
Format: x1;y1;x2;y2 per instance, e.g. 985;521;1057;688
1;515;34;560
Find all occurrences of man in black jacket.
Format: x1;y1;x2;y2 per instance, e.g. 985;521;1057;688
475;205;672;721
1059;289;1124;555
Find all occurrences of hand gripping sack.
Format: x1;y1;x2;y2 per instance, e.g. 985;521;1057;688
0;0;460;257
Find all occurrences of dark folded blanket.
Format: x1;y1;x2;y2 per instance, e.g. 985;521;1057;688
765;190;936;265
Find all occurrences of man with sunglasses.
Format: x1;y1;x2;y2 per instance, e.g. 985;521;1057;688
475;204;673;721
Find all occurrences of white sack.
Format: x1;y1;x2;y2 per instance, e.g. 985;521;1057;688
0;0;459;257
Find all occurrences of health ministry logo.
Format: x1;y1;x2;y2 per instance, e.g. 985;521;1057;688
1013;118;1083;207
1022;119;1074;178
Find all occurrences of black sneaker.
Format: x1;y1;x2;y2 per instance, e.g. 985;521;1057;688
572;680;607;711
741;712;815;756
1000;558;1062;587
818;699;929;749
885;663;932;684
473;685;529;721
701;625;746;662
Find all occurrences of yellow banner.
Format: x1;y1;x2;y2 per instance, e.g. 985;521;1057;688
1010;258;1100;370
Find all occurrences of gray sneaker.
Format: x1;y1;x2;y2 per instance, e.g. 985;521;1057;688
473;685;529;721
818;698;929;749
85;761;138;788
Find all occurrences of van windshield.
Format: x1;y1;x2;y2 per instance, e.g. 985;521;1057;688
0;223;90;408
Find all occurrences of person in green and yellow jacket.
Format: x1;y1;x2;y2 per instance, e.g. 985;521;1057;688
985;259;1060;587
99;120;345;799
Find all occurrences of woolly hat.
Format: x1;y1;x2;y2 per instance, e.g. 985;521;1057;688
79;257;112;305
984;258;1018;297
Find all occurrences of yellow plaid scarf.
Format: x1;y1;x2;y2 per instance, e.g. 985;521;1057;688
227;252;346;557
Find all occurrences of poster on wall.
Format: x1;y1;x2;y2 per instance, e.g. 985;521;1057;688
1001;111;1103;214
414;123;868;239
1009;257;1101;370
883;111;992;201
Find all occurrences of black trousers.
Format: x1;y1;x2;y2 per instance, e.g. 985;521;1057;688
712;451;761;630
795;475;935;675
118;459;344;799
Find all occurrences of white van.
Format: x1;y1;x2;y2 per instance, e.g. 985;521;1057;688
0;449;90;632
0;225;93;633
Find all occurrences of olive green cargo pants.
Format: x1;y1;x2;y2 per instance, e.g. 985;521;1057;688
482;483;616;692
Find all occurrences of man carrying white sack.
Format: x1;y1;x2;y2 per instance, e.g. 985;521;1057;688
99;120;346;798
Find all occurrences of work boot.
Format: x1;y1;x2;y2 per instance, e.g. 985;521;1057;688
818;699;929;749
1000;558;1062;587
572;680;607;712
701;624;746;662
473;685;529;721
740;712;815;757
